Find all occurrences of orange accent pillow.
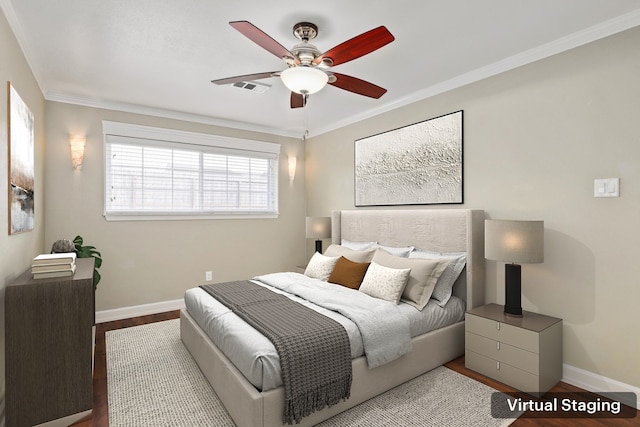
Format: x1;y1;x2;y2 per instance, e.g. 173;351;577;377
328;256;370;289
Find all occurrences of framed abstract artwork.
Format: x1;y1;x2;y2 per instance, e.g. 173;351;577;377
8;82;35;234
355;110;463;206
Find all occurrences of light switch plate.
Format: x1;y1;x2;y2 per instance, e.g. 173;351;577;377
594;178;619;197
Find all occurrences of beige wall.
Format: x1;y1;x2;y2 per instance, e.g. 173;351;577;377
44;102;306;311
306;27;640;388
0;7;46;410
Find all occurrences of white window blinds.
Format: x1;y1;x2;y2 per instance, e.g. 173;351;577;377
103;122;279;220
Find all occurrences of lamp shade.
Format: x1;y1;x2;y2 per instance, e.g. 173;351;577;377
281;67;328;95
305;217;331;239
485;220;544;264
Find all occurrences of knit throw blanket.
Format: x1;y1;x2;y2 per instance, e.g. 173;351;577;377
200;281;352;424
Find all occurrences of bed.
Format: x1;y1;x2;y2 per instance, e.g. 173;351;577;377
180;208;485;427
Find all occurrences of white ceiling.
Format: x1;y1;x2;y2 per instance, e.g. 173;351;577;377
2;1;640;138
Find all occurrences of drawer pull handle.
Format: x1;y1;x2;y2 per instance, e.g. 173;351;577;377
497;342;500;351
497;361;500;370
496;322;500;331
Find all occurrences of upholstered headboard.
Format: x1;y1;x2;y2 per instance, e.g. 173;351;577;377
331;209;485;309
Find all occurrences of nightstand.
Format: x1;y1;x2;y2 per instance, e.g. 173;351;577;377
465;303;562;396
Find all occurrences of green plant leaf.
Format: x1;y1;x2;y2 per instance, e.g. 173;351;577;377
73;235;103;289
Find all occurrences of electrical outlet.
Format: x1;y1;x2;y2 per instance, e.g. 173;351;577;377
205;271;213;281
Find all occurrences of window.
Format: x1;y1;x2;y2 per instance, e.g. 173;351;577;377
103;121;279;220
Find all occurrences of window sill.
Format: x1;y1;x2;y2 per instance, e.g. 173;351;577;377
103;212;279;221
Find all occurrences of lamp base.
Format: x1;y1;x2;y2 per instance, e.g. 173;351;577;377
504;263;523;317
315;239;323;254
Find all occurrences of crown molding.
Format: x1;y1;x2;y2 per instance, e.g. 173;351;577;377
46;92;300;138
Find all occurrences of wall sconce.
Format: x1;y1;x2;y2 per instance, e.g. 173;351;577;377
69;134;86;170
288;156;297;182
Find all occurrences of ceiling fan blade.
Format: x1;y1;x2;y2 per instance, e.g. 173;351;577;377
211;72;278;85
329;73;387;98
290;92;306;108
315;26;394;67
229;21;298;63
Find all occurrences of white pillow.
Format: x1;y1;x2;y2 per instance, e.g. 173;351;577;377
341;239;377;251
409;250;467;307
372;249;450;310
304;252;340;281
375;244;415;257
324;244;376;263
359;261;411;304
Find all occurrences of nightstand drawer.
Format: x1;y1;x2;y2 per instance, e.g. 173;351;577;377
466;350;539;393
466;314;539;353
465;332;539;375
466;314;499;339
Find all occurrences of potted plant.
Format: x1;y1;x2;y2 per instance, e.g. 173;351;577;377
73;235;102;289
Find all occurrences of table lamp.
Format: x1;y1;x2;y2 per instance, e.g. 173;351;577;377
305;217;331;254
485;219;544;317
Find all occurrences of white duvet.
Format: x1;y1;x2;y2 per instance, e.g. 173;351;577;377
184;272;465;391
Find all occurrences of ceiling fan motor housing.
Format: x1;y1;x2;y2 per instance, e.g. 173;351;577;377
293;22;318;41
290;23;322;65
290;42;320;65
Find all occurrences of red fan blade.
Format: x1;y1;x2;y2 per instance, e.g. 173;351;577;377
329;73;387;98
211;72;278;85
230;21;298;62
290;92;306;108
315;26;394;67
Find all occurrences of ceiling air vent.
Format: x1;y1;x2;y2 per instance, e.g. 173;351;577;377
232;81;271;93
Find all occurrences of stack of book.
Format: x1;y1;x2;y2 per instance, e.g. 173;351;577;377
32;252;77;279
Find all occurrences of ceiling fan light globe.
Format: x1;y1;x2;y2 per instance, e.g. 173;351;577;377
280;67;328;95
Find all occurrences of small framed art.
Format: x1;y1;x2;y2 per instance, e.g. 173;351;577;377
8;82;35;234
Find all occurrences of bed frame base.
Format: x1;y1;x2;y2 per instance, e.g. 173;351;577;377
181;309;464;427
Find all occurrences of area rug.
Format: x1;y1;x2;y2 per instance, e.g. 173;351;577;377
107;319;518;426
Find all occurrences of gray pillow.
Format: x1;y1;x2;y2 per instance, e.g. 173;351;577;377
373;249;450;310
408;250;466;307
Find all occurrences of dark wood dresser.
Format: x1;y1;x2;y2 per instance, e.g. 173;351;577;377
5;257;95;427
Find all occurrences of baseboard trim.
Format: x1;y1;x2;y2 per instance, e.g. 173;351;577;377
34;409;92;427
96;299;185;323
563;363;639;409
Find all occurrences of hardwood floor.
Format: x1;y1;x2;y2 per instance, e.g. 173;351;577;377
73;310;181;427
443;358;639;426
77;311;638;426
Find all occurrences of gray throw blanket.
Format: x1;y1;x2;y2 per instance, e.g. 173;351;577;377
255;272;412;368
200;281;352;424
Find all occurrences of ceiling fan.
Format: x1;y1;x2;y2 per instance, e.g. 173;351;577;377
211;21;394;108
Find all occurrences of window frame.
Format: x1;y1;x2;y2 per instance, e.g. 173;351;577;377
102;121;280;221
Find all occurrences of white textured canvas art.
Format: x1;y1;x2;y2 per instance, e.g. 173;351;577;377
355;110;462;206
